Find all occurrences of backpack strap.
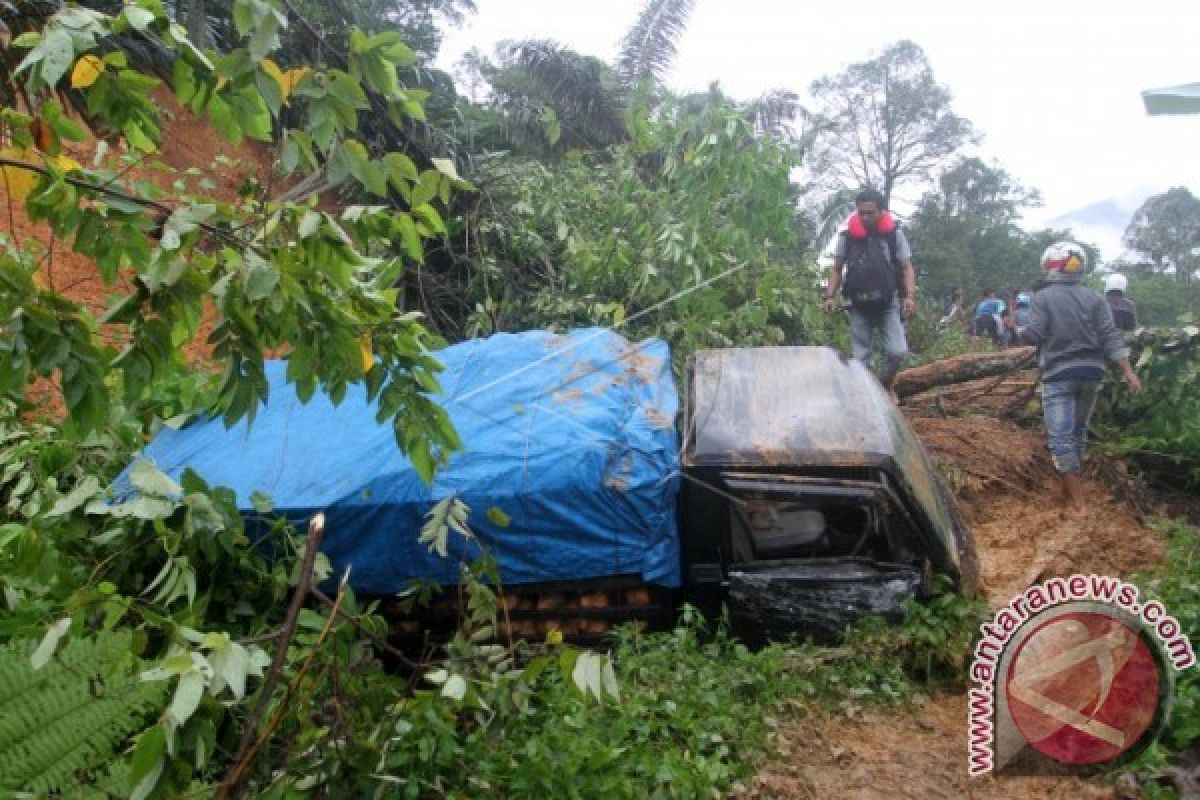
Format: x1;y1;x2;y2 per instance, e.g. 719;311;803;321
884;229;900;268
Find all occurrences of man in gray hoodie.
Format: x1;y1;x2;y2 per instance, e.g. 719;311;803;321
1007;241;1142;518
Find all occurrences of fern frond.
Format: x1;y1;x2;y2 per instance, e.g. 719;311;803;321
616;0;696;89
0;630;168;794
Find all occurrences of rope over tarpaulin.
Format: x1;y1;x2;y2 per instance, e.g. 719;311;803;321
117;328;682;591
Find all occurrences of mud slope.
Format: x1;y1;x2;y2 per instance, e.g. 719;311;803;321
749;411;1166;799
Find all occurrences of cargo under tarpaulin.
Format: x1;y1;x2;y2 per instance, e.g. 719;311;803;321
122;329;682;592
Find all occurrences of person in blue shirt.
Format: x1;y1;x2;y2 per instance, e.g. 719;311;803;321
1013;292;1033;327
972;289;1006;343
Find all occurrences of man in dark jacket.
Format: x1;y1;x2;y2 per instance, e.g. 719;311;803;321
1103;273;1139;332
1007;242;1142;517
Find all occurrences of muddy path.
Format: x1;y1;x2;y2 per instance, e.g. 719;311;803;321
748;411;1168;799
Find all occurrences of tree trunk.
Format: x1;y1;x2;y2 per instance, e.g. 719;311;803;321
894;347;1036;398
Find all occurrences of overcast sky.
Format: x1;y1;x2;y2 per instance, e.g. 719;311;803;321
437;0;1200;254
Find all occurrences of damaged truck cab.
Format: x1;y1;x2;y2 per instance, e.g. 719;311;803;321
681;347;980;640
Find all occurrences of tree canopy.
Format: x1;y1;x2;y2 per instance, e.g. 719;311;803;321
806;40;976;208
1124;186;1200;285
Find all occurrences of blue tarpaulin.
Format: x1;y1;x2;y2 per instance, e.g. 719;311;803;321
122;329;682;591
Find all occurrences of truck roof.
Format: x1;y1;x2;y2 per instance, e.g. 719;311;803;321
683;346;900;469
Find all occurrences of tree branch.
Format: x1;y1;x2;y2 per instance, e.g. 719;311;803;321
217;512;326;800
0;155;258;254
309;586;425;671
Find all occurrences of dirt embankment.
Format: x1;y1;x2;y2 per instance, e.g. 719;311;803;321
4;88;272;318
3;90;274;414
749;410;1167;799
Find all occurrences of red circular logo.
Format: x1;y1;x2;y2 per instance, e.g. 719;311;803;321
1005;611;1162;765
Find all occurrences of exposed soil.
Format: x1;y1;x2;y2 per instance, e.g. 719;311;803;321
748;410;1168;799
2;90;274;414
911;415;1164;604
752;694;1110;800
4;88;271;317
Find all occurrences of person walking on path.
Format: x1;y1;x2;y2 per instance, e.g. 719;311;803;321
824;188;917;399
1103;273;1139;332
1007;241;1143;518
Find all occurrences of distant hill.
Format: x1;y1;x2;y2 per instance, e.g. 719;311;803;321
1048;199;1131;230
1038;195;1146;264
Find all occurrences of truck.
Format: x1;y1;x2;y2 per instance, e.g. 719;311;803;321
124;328;979;642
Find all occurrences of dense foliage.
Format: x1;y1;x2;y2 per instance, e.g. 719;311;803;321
1117;271;1200;327
1096;327;1200;491
463;97;826;355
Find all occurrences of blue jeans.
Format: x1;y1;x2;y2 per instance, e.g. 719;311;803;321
849;302;908;387
1042;380;1101;474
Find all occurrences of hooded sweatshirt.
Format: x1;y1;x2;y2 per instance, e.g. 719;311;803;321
1016;279;1129;382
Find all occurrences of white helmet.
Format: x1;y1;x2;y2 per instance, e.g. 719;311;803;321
1104;273;1128;293
1040;241;1087;275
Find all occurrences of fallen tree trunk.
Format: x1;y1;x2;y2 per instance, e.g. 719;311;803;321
895;347;1036;398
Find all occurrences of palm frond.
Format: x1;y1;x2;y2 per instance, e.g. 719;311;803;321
615;0;695;89
494;38;627;149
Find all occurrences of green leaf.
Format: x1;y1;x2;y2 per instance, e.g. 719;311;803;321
161;203;216;251
486;506;510;528
206;93;242;145
129;725;166;800
11;32;40;48
572;650;605;701
441;674;467;701
30;617;72;670
44;101;88;141
394;213;424;262
122;120;157;153
244;255;279;301
173;58;197;105
384;152;418;185
328;70;370;110
130;459;183;497
47;474;101;517
430;158;460;182
249;490;273;513
280;133;299;175
168;668;206;727
601;655;620;701
232;0;254;36
411;203;445;235
410;170;440;207
39;28;75;87
123;5;156;32
297;210;321;239
378;36;416;67
407;440;435;484
342;140;387;196
208;640;254;700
